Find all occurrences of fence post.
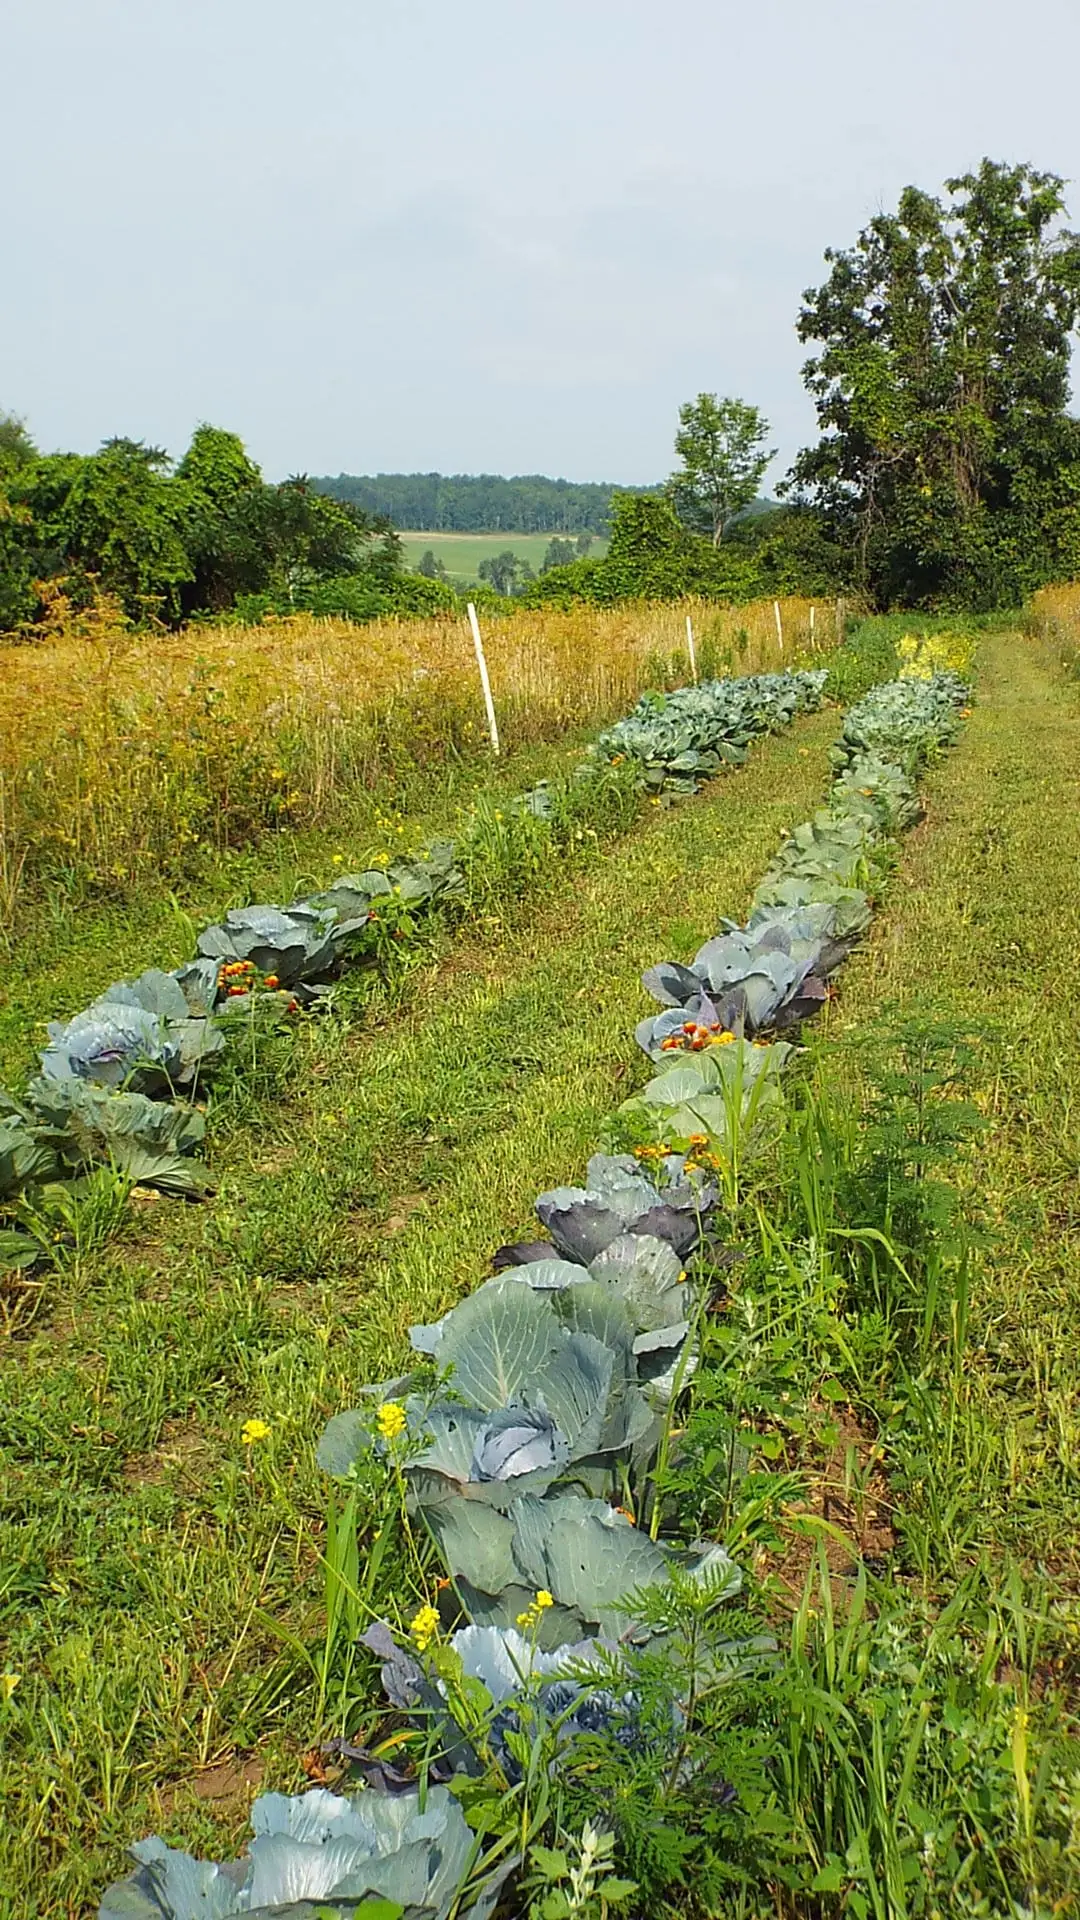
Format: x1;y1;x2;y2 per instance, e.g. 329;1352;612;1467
773;599;783;652
466;602;500;754
809;604;816;648
685;613;698;683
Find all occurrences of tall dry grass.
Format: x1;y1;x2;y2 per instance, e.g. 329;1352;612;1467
0;594;836;923
1026;581;1080;675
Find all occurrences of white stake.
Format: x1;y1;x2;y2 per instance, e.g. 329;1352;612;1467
773;599;784;652
467;602;500;755
809;604;816;648
685;613;698;683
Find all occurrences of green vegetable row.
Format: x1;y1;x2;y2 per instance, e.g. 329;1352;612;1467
1;672;827;1273
96;669;970;1920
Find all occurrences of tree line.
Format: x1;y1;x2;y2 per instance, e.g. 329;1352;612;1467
4;157;1080;629
308;472;654;535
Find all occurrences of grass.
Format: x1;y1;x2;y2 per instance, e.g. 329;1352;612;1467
0;593;831;934
820;628;1080;1582
0;702;838;1915
7;623;1078;1914
397;530;607;581
1027;578;1080;678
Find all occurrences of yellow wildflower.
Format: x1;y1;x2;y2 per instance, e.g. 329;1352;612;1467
241;1418;271;1446
376;1401;407;1441
517;1588;556;1629
410;1604;440;1652
0;1674;20;1701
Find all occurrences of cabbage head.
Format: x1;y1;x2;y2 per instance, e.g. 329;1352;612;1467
98;1783;495;1920
39;970;223;1096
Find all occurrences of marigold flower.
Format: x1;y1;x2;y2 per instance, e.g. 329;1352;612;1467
241;1417;271;1445
376;1401;407;1441
227;985;249;997
410;1604;440;1652
263;974;280;990
687;1133;709;1149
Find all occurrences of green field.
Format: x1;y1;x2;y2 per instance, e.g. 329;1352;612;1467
398;528;606;582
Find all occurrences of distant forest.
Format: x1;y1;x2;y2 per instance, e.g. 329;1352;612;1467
309;472;660;534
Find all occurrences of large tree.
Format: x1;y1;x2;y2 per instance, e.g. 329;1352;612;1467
789;159;1080;607
669;393;774;544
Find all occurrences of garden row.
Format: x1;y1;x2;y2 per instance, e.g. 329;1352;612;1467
0;672;827;1274
98;644;972;1918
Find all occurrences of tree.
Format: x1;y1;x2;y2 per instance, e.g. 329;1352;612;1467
541;536;577;572
415;548;447;578
788;159;1080;607
23;438;195;622
0;411;37;473
669;394;774;544
175;424;264;612
478;549;527;595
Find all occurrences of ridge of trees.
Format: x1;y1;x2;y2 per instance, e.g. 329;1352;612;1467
308;472;659;534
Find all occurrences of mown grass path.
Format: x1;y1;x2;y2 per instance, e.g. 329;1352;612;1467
1;706;838;1916
825;630;1080;1584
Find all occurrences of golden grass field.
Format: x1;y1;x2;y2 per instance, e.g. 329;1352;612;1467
1027;580;1080;671
0;595;835;924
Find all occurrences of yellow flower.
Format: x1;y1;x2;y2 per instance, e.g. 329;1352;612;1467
517;1588;556;1629
376;1401;407;1441
0;1674;20;1701
332;853;344;864
410;1603;440;1652
241;1418;271;1446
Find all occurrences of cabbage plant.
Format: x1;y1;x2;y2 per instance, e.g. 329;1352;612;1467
618;1038;790;1155
635;902;850;1049
197;904;340;1000
595;670;828;795
98;1783;497;1920
0;1098;57;1200
27;1081;209;1195
304;841;464;933
39;970;224;1096
426;1490;740;1644
532;1152;713;1264
830;672;969;775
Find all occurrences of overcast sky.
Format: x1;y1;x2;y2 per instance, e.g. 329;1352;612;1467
6;0;1080;487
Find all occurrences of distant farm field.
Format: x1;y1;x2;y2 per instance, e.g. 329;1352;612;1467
398;529;608;580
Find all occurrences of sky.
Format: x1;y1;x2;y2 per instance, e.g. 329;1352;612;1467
5;0;1080;489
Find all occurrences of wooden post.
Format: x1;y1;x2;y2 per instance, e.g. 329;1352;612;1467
809;604;816;648
836;596;845;647
773;599;783;652
467;602;500;754
685;613;698;684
